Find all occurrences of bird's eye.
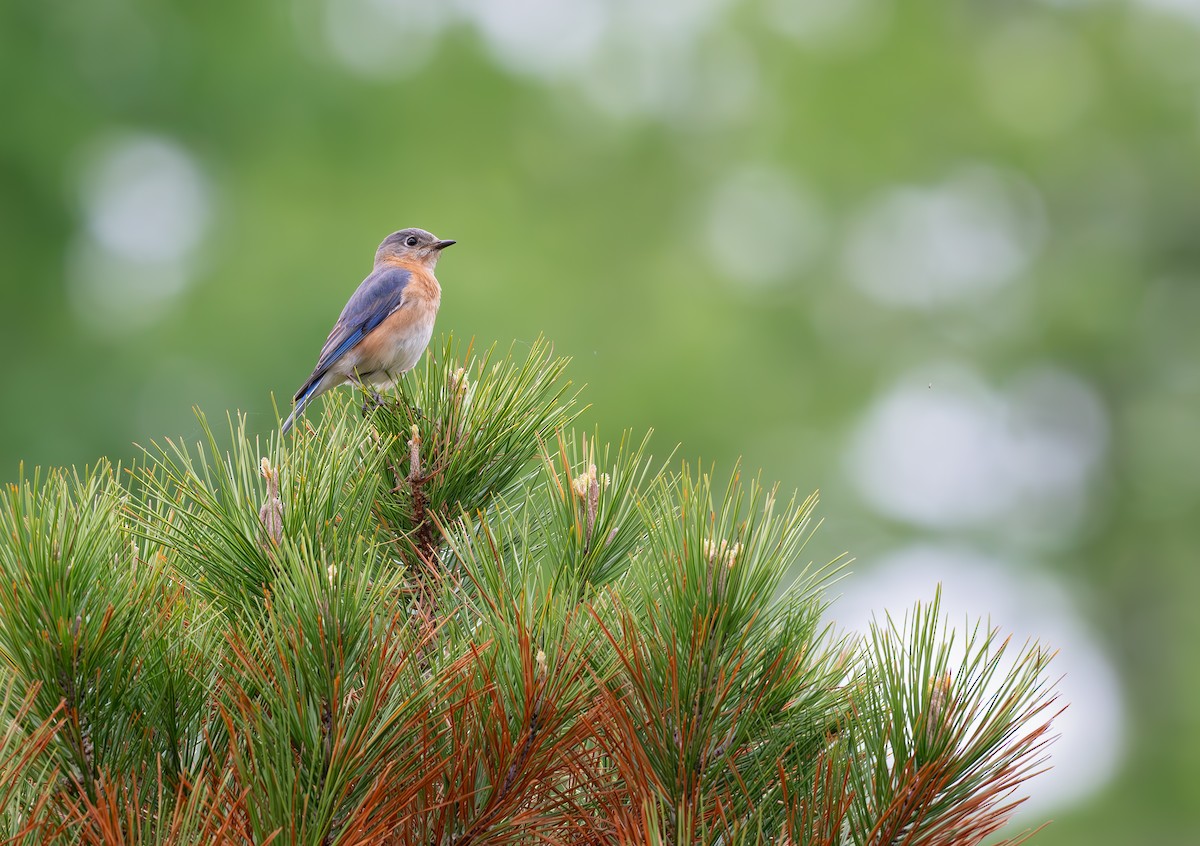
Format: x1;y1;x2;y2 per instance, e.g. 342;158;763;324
405;235;419;247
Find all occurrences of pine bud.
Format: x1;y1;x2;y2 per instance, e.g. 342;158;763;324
258;457;283;546
703;537;741;568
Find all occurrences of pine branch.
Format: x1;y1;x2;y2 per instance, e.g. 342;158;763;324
0;333;1063;845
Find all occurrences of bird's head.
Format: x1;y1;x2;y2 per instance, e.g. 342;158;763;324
375;228;456;270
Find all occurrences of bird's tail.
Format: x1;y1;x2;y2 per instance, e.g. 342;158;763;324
281;380;322;435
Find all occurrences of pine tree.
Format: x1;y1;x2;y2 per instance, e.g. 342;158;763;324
0;336;1059;844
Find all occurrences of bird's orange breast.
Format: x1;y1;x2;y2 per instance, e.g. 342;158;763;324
350;263;441;375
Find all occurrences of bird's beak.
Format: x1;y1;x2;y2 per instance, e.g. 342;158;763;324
433;239;456;250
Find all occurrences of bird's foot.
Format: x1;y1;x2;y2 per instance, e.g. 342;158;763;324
360;390;386;416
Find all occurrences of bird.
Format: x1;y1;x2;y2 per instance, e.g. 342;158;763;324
281;227;455;434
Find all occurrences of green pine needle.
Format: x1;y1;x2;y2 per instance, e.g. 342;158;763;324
0;333;1061;844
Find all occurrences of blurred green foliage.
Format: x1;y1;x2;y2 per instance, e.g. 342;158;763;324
1;0;1198;842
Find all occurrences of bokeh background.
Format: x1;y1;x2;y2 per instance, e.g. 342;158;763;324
2;0;1198;841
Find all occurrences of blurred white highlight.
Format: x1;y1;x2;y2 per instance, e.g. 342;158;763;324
80;135;208;263
321;0;754;125
763;0;893;54
705;165;827;288
846;363;1108;542
323;0;449;77
70;133;210;333
1133;0;1200;25
843;167;1045;309
458;0;607;76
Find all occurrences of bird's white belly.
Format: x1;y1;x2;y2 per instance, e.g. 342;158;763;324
351;311;435;387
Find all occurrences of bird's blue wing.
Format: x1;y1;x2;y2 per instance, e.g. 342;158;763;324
293;265;411;402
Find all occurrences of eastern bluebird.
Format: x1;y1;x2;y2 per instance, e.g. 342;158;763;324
281;228;455;434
